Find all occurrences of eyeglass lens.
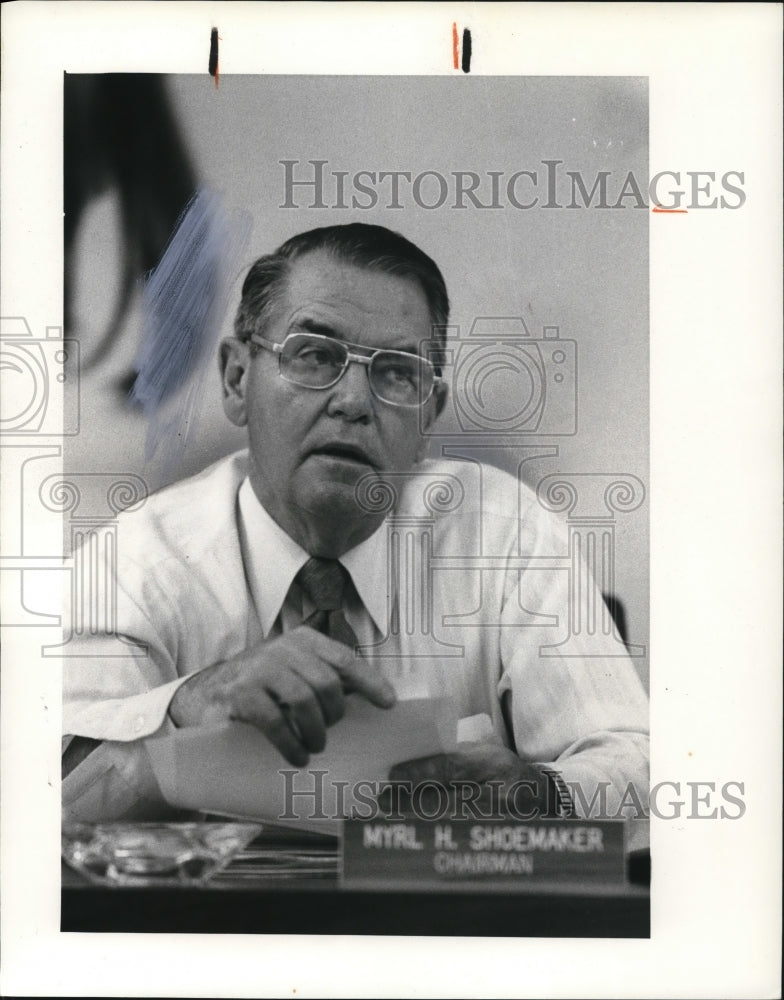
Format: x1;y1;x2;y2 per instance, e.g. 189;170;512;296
279;334;433;405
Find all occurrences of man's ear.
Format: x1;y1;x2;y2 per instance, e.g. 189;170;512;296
219;338;251;427
416;380;448;461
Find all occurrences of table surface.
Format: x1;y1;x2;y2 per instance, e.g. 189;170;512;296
61;827;650;937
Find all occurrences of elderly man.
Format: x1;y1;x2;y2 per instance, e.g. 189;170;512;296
63;223;648;828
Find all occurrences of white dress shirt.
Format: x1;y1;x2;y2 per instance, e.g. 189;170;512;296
62;450;649;833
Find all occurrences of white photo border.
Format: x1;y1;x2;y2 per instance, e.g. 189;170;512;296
1;3;781;998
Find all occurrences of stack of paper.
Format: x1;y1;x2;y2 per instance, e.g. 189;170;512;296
146;695;457;834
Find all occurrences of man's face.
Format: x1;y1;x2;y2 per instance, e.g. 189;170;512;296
221;250;446;555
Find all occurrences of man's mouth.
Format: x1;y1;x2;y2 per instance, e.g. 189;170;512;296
309;444;377;467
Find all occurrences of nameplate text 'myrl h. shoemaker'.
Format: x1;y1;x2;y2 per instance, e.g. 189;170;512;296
341;818;626;889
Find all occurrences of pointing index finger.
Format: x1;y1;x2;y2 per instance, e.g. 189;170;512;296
334;649;397;709
290;627;397;709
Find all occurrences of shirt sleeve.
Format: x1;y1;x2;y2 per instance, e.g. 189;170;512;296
497;504;650;831
63;576;186;740
62;544;190;820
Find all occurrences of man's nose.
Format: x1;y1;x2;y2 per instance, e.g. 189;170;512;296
325;359;374;422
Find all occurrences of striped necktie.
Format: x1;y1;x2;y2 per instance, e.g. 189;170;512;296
295;557;359;651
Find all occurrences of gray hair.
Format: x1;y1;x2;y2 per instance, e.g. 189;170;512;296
233;223;450;361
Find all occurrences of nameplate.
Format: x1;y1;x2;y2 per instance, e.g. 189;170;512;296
341;818;626;887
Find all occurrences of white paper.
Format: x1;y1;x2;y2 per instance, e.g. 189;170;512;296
146;696;457;833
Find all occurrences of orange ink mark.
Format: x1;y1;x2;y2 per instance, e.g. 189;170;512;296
652;205;688;214
452;22;459;70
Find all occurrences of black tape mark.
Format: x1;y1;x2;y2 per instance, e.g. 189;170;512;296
209;28;219;78
461;28;472;74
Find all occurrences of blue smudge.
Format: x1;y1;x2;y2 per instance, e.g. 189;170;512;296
131;187;251;465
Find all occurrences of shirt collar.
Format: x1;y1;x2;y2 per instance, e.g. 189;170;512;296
339;519;389;635
238;478;389;636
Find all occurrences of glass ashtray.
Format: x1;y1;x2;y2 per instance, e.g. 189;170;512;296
62;822;263;887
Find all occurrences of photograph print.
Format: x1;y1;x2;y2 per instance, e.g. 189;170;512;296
57;72;650;936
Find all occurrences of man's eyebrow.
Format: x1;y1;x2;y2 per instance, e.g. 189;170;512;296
289;316;421;355
290;317;343;339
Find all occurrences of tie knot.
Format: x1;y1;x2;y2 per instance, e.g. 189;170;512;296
295;557;348;612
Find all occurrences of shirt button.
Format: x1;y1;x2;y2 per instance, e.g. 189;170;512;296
133;715;145;733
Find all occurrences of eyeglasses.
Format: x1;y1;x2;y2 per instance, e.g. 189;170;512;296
248;332;442;408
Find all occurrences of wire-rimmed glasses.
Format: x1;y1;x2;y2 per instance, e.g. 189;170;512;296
248;332;442;408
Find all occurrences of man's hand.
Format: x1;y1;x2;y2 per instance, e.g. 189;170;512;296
382;743;558;818
169;627;396;766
